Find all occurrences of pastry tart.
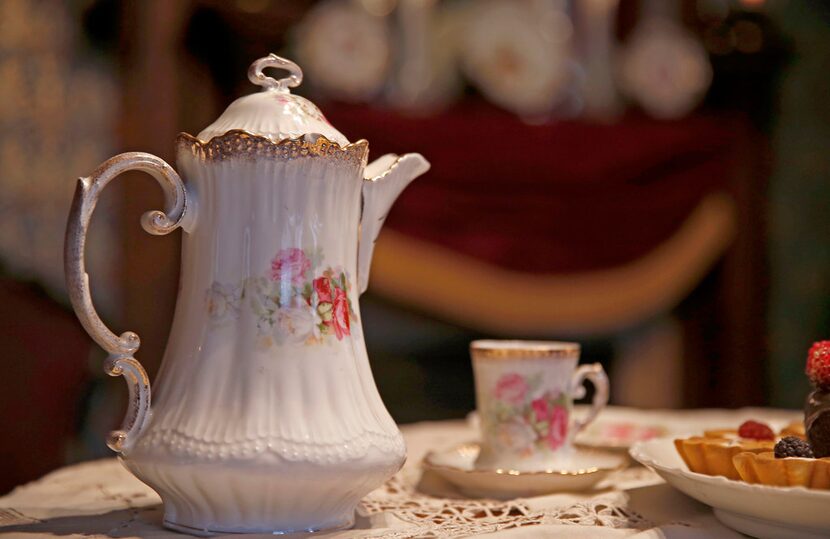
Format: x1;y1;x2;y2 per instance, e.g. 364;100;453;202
674;436;774;480
733;451;830;489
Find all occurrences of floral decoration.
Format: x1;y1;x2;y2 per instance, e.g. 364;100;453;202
269;247;311;286
205;247;357;347
206;281;242;326
484;371;570;456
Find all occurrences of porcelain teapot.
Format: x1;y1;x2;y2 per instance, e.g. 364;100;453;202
64;55;429;535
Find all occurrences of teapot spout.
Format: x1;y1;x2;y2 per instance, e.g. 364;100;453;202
358;153;430;293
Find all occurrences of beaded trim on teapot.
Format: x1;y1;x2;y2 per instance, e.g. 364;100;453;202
176;130;368;166
137;428;405;464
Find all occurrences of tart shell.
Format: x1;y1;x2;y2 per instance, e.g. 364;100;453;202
733;451;830;490
674;437;774;480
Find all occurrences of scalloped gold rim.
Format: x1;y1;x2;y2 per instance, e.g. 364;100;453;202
176;130;369;165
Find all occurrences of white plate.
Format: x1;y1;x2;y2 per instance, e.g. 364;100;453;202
423;443;627;499
630;437;830;539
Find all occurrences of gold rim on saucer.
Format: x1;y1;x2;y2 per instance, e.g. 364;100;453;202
470;340;580;360
423;443;626;477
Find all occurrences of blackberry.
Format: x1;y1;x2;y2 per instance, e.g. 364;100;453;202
774;436;814;458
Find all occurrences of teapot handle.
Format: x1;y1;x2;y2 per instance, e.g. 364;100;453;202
64;152;188;453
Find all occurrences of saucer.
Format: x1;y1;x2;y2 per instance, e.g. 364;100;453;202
422;443;627;499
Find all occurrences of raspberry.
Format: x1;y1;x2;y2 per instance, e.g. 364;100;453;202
775;436;814;458
806;341;830;389
738;420;775;440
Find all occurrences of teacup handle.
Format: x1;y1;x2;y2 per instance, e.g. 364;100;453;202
570;363;609;433
64;152;188;453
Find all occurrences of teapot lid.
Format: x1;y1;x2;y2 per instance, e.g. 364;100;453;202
196;54;350;147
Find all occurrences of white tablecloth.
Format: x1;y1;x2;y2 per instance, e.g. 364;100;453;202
0;407;801;538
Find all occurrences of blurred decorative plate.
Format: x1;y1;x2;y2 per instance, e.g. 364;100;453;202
294;0;391;102
617;18;712;119
459;0;574;118
631;437;830;539
575;408;667;450
577;421;666;450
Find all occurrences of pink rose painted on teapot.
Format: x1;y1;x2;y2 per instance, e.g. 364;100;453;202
270;247;311;286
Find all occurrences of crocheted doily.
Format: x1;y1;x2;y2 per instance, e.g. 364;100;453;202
356;467;679;538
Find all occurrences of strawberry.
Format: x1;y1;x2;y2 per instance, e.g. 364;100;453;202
806;341;830;389
738;420;775;440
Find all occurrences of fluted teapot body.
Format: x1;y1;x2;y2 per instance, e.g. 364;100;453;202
64;55;429;535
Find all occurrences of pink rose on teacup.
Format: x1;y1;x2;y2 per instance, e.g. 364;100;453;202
494;373;528;406
531;396;550;422
270;248;311;286
546;405;568;450
529;397;568;451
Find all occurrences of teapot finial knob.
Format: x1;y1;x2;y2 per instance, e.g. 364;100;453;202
248;54;303;92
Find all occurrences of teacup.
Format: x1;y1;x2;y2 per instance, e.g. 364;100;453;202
471;340;609;471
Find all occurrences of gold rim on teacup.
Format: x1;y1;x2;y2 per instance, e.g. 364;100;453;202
470;340;580;360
